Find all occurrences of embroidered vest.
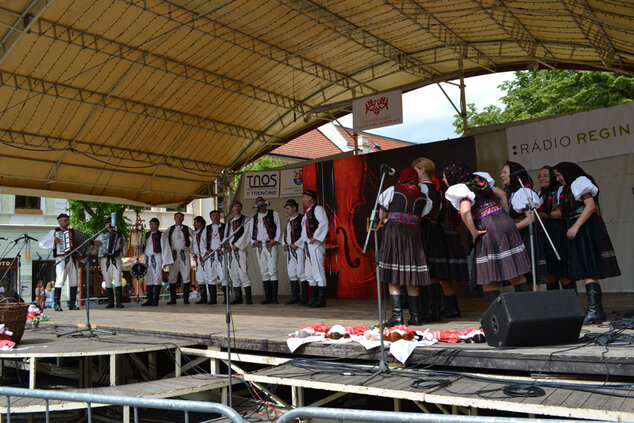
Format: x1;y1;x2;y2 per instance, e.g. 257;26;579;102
284;214;303;244
168;225;191;249
230;215;246;243
205;223;225;250
252;210;277;241
144;231;162;254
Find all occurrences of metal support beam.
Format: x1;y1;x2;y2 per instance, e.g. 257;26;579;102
0;0;53;65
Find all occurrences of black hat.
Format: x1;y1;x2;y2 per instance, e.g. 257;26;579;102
149;217;160;224
57;213;69;220
284;199;299;208
174;211;184;217
231;199;242;206
255;196;266;203
302;189;317;199
209;210;219;215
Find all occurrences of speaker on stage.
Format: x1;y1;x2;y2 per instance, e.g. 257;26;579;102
481;290;585;347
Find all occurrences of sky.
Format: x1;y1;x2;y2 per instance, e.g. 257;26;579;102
334;71;516;144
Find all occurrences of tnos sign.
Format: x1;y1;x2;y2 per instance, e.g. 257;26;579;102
243;170;280;199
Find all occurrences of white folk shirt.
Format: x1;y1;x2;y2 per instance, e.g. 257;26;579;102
225;215;251;250
192;228;206;257
284;214;304;248
207;223;223;251
300;204;329;244
166;225;193;251
253;210;282;244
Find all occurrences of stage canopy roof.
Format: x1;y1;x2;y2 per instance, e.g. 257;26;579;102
1;0;633;206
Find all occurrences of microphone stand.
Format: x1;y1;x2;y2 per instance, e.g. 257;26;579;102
361;167;391;383
206;206;260;408
517;177;561;291
57;225;116;338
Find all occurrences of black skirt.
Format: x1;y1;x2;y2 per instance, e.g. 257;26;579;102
379;221;431;286
541;218;569;278
441;225;469;283
420;219;451;280
518;225;548;285
474;210;531;285
566;213;620;281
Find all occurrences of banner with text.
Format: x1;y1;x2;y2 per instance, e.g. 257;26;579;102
506;101;634;170
352;90;403;131
242;170;280;199
280;168;303;197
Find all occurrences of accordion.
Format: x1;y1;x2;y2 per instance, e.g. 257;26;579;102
98;232;119;257
55;229;75;256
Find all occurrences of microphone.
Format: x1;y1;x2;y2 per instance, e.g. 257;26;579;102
110;213;117;227
253;201;270;209
0;237;7;240
380;163;396;176
26;235;38;242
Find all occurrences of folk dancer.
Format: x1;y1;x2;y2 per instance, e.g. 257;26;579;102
38;213;91;311
251;197;282;304
202;210;226;304
300;190;329;308
224;200;253;304
95;217;125;308
164;212;194;305
191;216;209;304
282;199;306;305
141;217;173;307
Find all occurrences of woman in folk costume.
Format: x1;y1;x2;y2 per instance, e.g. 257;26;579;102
553;162;620;324
537;165;574;291
501;161;548;289
443;161;532;304
412;157;451;321
378;167;433;326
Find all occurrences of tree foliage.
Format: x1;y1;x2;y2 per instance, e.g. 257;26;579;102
67;201;145;240
453;70;634;134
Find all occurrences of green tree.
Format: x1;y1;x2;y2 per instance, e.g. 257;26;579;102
453;70;634;134
67;201;144;240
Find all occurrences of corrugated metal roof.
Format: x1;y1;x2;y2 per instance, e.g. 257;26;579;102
1;0;632;205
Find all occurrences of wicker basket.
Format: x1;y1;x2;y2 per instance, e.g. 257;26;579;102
0;301;30;344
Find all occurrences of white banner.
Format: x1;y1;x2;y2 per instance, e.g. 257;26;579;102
242;170;280;199
352;90;403;131
506;101;634;170
280;168;303;197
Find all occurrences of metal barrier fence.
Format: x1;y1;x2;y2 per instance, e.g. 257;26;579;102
0;387;246;423
1;387;603;423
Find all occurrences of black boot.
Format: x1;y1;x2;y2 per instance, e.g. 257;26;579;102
485;290;500;305
230;287;243;304
182;283;191;304
208;285;217;305
429;284;442;321
384;294;404;327
513;281;532;292
303;285;317;307
105;287;115;309
245;287;253;304
400;285;408;310
115;286;124;308
299;281;309;305
167;284;177;305
441;294;461;318
54;287;63;311
285;280;300;305
260;281;272;304
68;286;80;310
419;285;431;322
153;284;161;306
583;282;606;325
310;286;326;308
407;295;421;326
142;285;154;306
270;280;278;304
546;282;560;290
221;286;228;304
196;285;208;304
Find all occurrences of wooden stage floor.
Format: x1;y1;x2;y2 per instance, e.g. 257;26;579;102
34;292;634;378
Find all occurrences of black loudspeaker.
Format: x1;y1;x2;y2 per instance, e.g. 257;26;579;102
481;290;585;347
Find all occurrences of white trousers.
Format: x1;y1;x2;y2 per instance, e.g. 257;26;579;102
55;258;79;288
99;257;122;288
286;247;305;282
228;249;250;288
255;246;278;281
205;253;227;286
145;254;163;286
305;241;327;287
168;249;191;284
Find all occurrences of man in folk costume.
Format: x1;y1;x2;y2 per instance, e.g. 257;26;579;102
251;197;282;304
95;217;125;309
191;216;210;304
141;217;173;307
164;211;195;305
300;190;329;308
224;200;253;304
38;213;91;311
283;199;307;305
203;210;226;304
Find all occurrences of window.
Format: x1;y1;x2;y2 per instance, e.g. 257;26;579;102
15;196;40;211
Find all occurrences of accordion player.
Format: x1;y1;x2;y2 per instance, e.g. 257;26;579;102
96;218;126;308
